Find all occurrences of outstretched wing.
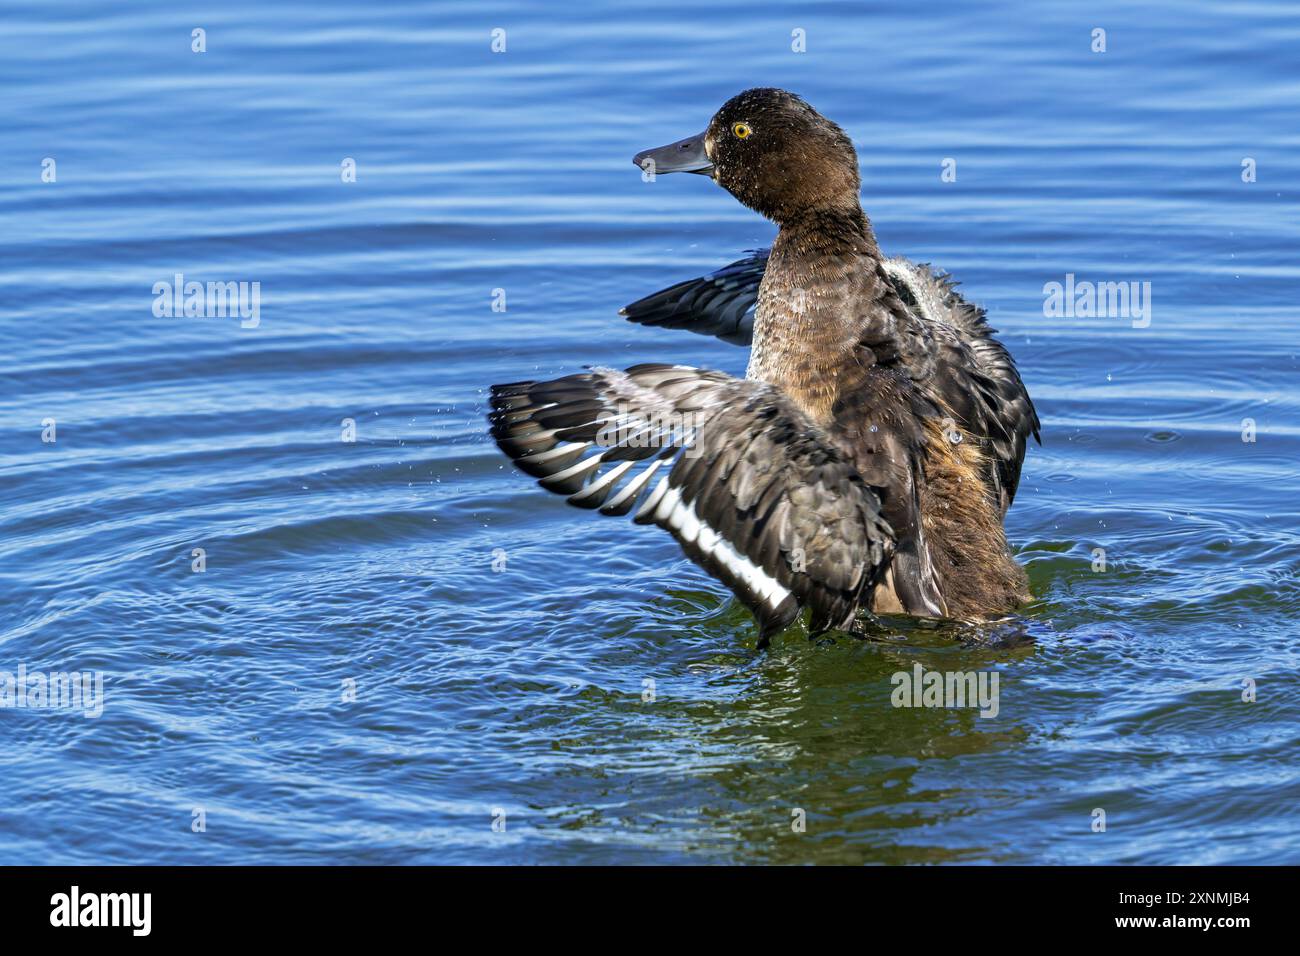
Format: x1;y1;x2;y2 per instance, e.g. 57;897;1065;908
881;258;1040;513
619;251;767;346
489;363;893;643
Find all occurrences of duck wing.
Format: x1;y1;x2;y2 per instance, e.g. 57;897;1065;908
619;251;767;346
489;363;893;644
881;258;1040;513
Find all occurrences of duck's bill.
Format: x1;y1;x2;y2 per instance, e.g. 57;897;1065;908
632;131;714;175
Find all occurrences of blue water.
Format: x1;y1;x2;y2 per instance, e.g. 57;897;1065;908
2;0;1298;864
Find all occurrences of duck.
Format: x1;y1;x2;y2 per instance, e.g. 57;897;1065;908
488;88;1039;647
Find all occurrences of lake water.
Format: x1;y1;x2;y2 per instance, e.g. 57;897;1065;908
1;0;1297;864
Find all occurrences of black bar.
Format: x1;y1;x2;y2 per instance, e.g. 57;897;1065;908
0;865;1282;941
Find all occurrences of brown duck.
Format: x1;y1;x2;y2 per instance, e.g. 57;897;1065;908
489;88;1039;647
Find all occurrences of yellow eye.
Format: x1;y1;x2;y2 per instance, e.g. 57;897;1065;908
732;122;752;140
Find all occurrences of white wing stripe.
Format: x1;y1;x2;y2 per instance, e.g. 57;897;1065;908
567;458;635;505
599;459;665;515
520;439;587;467
634;474;672;523
662;489;792;613
538;448;601;485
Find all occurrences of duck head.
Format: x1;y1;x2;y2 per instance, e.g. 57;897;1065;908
632;88;861;224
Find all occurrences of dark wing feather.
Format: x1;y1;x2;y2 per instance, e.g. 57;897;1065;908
619;251;768;346
489;363;893;644
882;258;1040;512
828;366;950;619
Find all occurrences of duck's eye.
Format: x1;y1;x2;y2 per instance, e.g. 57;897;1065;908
732;122;752;140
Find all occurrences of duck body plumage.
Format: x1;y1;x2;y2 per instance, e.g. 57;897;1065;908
622;246;1040;517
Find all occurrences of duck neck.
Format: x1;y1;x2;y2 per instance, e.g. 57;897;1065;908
776;202;880;257
746;202;886;422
